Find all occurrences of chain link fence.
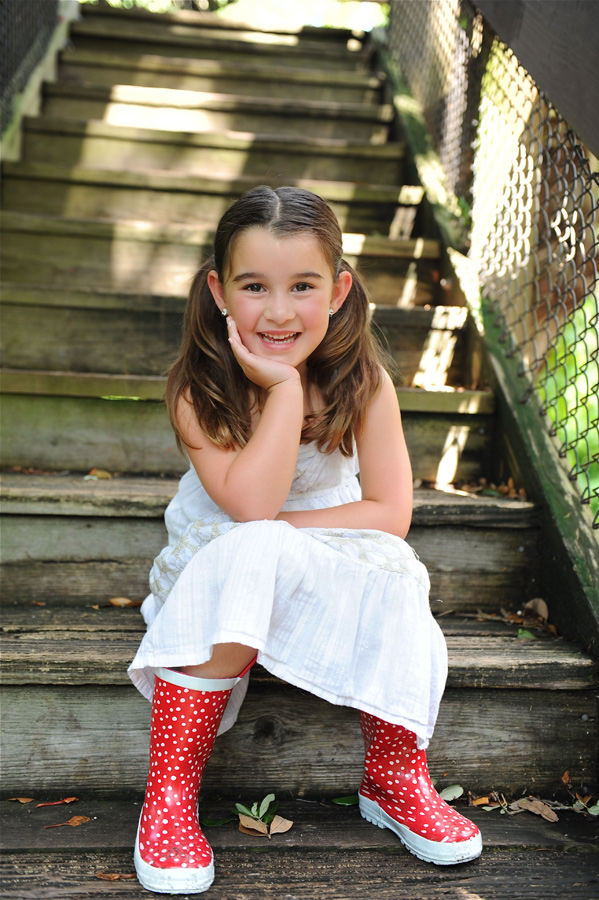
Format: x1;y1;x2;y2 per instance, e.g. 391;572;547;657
388;0;599;528
0;0;59;134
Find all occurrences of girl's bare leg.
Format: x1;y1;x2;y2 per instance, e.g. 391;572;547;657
179;642;257;679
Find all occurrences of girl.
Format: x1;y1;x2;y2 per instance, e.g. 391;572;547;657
128;186;482;894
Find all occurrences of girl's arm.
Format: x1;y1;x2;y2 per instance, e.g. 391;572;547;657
176;320;304;522
276;369;413;539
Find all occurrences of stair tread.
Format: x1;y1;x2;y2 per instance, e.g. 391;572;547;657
3;161;410;202
61;46;382;88
25;116;403;156
1;213;433;256
0;477;532;521
0;369;494;415
0;606;594;690
2;798;597;853
44;81;393;121
72;17;365;60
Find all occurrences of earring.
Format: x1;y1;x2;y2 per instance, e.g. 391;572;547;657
329;309;334;317
221;308;228;317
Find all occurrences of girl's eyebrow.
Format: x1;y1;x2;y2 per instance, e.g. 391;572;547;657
231;271;324;282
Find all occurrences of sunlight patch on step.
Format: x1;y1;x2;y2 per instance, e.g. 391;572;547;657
435;425;470;486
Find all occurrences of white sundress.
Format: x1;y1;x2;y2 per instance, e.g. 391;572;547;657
128;442;448;749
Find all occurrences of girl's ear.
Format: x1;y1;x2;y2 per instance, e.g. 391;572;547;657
331;269;353;314
207;269;226;313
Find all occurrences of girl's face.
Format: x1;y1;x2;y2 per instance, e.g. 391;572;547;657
208;227;352;380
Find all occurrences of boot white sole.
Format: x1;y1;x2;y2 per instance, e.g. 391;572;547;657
134;821;214;894
359;794;482;866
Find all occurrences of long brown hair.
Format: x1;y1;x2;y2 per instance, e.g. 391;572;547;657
166;186;384;457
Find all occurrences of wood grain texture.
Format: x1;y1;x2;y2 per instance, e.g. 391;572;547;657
2;845;598;900
0;680;596;797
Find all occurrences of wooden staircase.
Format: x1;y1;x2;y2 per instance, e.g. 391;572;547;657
1;4;597;895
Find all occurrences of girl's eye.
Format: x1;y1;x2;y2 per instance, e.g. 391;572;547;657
244;283;265;293
293;282;313;293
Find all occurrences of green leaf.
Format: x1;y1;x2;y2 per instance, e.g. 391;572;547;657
517;628;538;640
587;802;599;816
259;793;276;820
200;816;236;827
262;801;279;825
251;802;259;818
234;803;254;818
332;795;360;806
439;785;464;802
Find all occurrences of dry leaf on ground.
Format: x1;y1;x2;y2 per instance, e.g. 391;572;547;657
108;597;142;608
96;873;136;881
238;814;269;836
513;798;559;822
268;815;293;837
36;797;78;808
8;797;35;804
44;815;91;829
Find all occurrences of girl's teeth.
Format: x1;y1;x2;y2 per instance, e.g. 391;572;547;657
261;333;297;343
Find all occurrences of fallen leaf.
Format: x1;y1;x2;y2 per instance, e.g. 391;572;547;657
331;795;360;806
471;796;490;806
517;628;538;640
8;797;35;804
515;798;559;822
36;797;78;808
96;873;136;881
523;597;549;622
108;597;142;608
31;601;46;607
268;815;293;838
44;815;90;829
88;468;112;479
91;604;100;610
576;793;593;806
238;814;269;836
439;785;464;802
561;770;570;784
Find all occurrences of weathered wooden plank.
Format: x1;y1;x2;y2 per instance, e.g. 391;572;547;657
2;291;456;377
2;607;592;690
1;230;438;306
0;682;595;796
23;117;402;180
70;18;367;72
3;799;597;852
58;49;383;103
0;369;492;413
0;396;492;481
1;165;405;233
2;846;599;900
41;86;391;142
0;473;537;525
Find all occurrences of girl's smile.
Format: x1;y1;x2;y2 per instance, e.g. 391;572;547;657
208;227;352;378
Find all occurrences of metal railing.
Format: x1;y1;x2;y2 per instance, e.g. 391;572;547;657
388;0;599;527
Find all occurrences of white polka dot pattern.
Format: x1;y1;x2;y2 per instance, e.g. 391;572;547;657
359;712;480;845
137;674;232;873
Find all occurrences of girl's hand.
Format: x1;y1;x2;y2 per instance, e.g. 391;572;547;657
227;317;301;392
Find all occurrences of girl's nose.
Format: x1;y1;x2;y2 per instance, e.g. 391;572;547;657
265;293;295;324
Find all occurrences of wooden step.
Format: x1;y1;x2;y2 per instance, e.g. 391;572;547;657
0;476;537;614
0;606;594;797
22;117;404;182
1;285;463;380
0;370;495;483
79;1;358;44
40;82;392;142
0;213;436;305
70;16;368;72
58;48;384;104
4;800;598;900
1;163;418;234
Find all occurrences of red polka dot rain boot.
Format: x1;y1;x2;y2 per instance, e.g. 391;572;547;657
358;712;482;865
134;666;244;893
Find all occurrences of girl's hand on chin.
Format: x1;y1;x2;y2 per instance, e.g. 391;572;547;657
227;317;301;392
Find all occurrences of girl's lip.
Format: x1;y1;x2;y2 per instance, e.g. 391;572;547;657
258;331;301;344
